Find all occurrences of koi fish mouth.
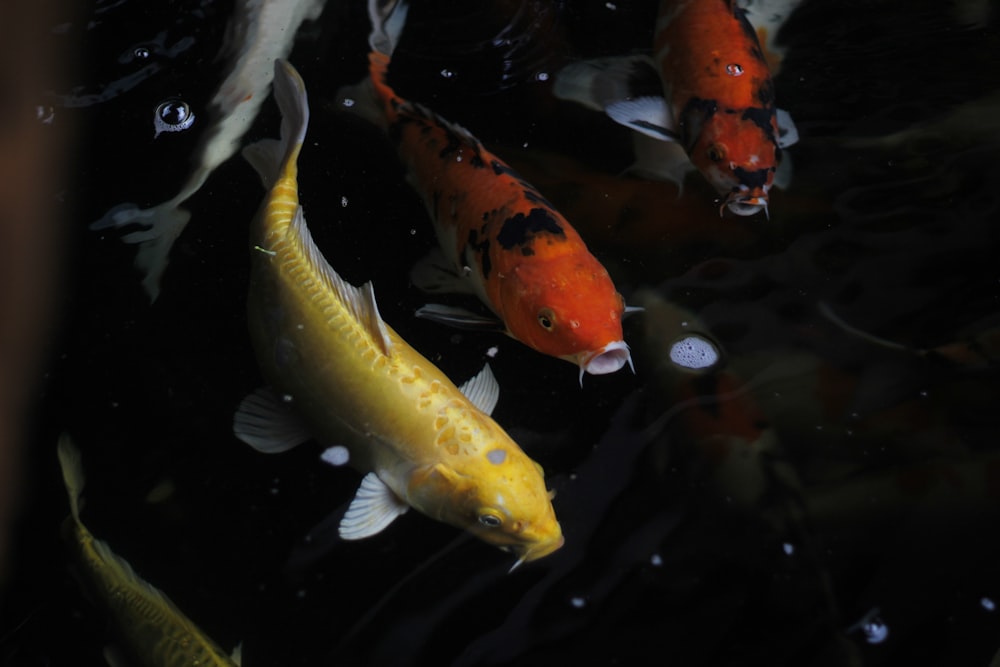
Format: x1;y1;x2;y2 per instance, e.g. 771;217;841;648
575;340;634;383
722;191;769;218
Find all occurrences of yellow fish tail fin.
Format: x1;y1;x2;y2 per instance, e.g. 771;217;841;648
57;433;85;522
242;59;309;189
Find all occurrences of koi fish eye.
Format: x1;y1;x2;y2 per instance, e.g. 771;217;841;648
707;145;726;162
537;308;556;331
478;512;503;528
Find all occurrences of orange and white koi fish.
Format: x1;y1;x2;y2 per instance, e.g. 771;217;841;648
340;0;635;381
91;0;327;300
555;0;798;217
233;59;563;566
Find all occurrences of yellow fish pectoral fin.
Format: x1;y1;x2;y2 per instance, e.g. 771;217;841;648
339;472;409;540
233;387;313;453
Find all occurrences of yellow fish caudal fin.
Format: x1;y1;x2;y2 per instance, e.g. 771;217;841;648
57;434;239;666
234;60;563;564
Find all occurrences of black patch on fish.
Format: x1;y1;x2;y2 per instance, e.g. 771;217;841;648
734;5;762;48
434;125;487;168
437;125;465;160
387;114;415;146
741;106;776;139
679;98;718;150
490;159;557;209
731;166;771;190
522;187;557;210
754;78;776;108
521;246;535;256
497;208;564;250
491;159;516;177
467;228;492;278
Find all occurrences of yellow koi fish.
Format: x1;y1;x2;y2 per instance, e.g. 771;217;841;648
233;60;563;565
57;434;239;667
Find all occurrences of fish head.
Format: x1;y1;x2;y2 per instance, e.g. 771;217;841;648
684;105;779;217
498;255;631;375
406;450;564;563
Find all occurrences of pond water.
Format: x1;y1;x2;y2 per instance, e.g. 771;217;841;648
4;0;1000;665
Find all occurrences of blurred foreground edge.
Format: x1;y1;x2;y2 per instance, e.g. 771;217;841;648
0;0;72;580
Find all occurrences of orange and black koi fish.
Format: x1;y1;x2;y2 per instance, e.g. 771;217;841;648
555;0;798;217
342;0;634;380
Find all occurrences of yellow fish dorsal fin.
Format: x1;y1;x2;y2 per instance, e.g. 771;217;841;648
289;206;394;357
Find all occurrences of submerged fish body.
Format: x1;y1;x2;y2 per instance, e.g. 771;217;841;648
341;0;632;378
235;59;562;564
57;435;238;667
554;0;798;217
90;0;327;300
631;288;796;509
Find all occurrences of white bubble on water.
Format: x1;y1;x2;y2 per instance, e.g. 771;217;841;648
669;335;720;370
153;99;195;137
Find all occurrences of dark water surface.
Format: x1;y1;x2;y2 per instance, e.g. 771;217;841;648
4;0;1000;665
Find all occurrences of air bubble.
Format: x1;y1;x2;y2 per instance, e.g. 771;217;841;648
321;446;350;467
153;99;195;137
569;596;586;608
440;69;455;79
849;608;889;644
982;597;996;612
669;335;720;370
134;46;150;60
726;63;744;76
